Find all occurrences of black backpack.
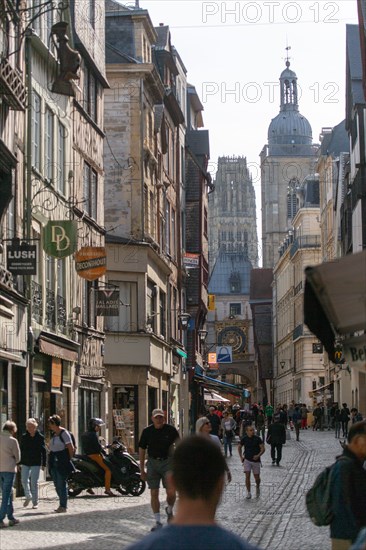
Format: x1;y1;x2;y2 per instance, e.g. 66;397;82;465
305;456;351;526
59;429;77;454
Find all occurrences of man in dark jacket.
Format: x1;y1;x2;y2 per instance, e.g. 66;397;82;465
20;418;46;509
206;407;221;437
266;414;286;466
329;421;366;550
292;407;302;441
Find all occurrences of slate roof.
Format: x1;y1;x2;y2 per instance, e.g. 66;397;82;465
186;130;210;158
106;42;138;64
155;25;170;50
208;252;252;295
320;120;349;156
346;24;364;105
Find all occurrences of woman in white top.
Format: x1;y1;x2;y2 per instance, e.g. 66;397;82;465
195;417;231;482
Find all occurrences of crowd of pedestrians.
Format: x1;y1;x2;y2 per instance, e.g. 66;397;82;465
0;401;365;550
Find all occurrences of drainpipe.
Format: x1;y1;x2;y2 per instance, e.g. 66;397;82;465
25;31;34;418
140;78;144;239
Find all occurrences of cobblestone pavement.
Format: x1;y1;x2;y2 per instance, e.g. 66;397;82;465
0;429;344;550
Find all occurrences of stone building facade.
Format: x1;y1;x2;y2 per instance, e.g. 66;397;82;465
0;0;27;428
103;2;189;446
0;0;108;446
184;84;212;425
273;176;324;407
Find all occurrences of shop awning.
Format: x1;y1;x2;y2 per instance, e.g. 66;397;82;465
308;382;334;397
173;347;187;359
38;334;79;363
204;390;230;403
194;373;243;396
304;250;366;362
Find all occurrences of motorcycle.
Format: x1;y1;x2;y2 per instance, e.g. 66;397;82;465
67;439;146;497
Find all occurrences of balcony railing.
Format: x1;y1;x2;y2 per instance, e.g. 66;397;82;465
45;288;56;330
0;264;14;291
0;58;27;110
57;294;66;333
294;280;303;295
31;281;43;324
31;283;67;332
290;235;321;257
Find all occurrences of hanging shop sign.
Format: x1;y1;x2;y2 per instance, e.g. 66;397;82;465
208;294;216;311
75;246;107;281
7;243;37;275
208;352;217;364
43;220;77;258
51;357;62;392
96;289;120;316
183;253;200;268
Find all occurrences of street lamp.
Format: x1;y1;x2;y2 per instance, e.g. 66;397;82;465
178;312;191;330
198;329;208;343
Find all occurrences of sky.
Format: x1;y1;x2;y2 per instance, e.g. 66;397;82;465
121;0;360;261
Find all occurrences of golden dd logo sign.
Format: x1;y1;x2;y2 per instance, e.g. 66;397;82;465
43;221;77;258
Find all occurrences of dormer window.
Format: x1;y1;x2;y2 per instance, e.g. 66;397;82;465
229;272;241;293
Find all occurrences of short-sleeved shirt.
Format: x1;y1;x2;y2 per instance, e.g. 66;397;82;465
139;424;179;459
239;435;263;462
49;429;72;452
125;525;260;550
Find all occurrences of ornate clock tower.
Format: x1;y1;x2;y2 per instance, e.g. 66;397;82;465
207;251;256;395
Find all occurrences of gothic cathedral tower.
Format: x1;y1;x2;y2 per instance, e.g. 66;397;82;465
260;60;317;268
208;156;258;272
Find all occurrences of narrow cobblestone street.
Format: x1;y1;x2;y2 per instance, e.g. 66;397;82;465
1;429;343;550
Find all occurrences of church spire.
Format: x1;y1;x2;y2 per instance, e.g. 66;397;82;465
280;47;298;112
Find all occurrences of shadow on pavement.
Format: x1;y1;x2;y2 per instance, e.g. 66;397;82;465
2;501;152;550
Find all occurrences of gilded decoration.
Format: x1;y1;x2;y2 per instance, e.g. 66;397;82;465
215;321;249;358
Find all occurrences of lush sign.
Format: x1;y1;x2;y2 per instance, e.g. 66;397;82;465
7;244;37;275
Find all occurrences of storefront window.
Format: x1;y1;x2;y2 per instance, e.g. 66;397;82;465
54;389;70;429
78;387;101;448
34;382;51;438
112;385;138;452
148;387;157;418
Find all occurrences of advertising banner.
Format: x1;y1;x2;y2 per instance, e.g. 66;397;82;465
183;253;200;268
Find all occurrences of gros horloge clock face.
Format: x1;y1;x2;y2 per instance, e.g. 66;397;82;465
218;327;246;353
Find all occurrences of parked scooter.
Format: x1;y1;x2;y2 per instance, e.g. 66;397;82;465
67;439;145;497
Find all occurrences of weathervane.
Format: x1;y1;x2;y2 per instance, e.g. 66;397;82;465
285;44;291;67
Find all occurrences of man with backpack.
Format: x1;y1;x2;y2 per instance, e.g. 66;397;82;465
48;415;75;513
306;421;366;550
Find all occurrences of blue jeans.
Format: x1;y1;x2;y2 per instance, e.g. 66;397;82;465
21;465;41;505
0;472;16;521
50;467;68;509
223;435;233;456
334;421;341;438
